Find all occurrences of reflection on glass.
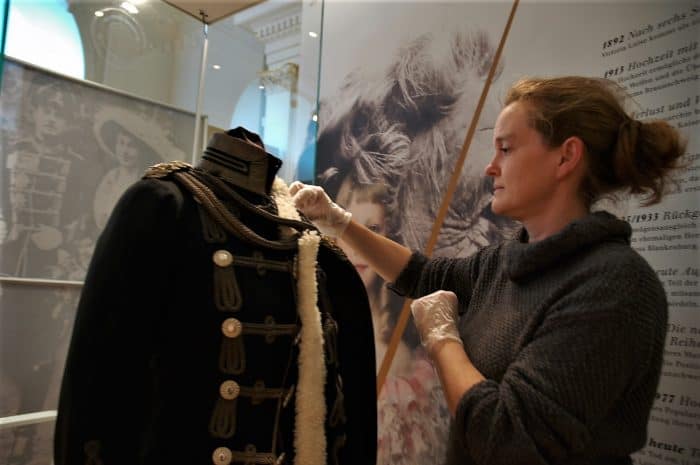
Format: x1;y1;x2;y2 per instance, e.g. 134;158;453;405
6;0;84;78
71;0;204;111
204;0;323;183
7;0;205;111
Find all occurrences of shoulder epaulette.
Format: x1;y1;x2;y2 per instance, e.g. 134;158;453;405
143;161;193;179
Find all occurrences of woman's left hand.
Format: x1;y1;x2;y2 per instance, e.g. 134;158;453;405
410;290;462;355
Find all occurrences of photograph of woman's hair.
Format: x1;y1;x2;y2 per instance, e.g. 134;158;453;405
313;27;519;465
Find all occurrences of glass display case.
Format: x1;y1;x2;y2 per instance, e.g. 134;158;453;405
0;1;322;463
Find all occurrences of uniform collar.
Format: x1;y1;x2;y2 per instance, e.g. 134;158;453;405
199;132;282;197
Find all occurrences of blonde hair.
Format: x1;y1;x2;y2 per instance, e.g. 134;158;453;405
505;76;686;206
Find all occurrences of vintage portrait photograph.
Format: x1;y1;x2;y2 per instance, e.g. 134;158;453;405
0;59;194;464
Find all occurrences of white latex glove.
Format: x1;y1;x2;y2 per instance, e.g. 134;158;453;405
289;181;352;238
411;290;462;354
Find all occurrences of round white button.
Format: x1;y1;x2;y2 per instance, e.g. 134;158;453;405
213;250;233;267
221;318;242;338
220;380;240;400
212;447;232;465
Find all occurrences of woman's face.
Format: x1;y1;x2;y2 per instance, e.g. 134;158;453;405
115;131;139;168
339;196;387;288
484;101;561;222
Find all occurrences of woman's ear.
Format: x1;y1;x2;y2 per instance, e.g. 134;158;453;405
556;136;586;180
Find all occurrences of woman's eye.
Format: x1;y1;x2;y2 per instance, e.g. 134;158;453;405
368;224;382;233
500;147;510;154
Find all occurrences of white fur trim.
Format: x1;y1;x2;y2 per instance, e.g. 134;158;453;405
271;178;326;465
271;177;302;238
294;231;326;465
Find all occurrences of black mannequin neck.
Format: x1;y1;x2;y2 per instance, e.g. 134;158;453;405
198;128;282;196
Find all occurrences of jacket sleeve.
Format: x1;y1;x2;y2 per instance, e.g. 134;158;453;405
54;179;183;465
452;271;666;465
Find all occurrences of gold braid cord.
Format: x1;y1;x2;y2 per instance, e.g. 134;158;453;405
191;170;318;234
174;171;301;251
144;161;314;251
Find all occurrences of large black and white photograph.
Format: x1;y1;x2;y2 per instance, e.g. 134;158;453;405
0;58;194;280
317;2;699;464
0;58;194;465
316;3;515;464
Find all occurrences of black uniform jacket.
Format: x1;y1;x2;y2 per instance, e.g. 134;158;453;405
54;175;377;465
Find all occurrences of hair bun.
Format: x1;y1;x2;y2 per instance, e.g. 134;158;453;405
618;119;641;153
614;118;686;205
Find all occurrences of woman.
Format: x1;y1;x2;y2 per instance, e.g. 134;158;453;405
93;114;158;230
291;76;685;464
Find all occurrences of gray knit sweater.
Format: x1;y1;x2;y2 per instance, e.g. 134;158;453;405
390;211;666;465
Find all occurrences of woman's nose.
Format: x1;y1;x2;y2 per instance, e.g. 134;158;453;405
484;156;499;177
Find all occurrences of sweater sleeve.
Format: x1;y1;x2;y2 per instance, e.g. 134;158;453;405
388;249;485;305
452;272;666;464
54;179;183;465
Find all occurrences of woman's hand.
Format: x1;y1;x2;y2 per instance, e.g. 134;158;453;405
410;290;462;355
412;290;485;415
290;182;352;238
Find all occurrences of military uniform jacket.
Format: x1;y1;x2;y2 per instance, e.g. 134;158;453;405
54;166;377;465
